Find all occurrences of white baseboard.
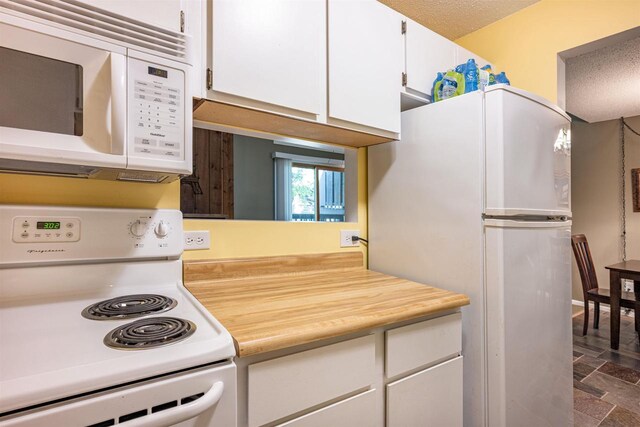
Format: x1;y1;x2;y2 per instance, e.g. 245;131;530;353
572;299;635;317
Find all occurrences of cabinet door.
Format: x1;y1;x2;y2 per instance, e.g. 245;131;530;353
248;335;375;427
455;44;493;69
405;19;456;98
386;313;461;378
75;0;184;32
277;389;377;427
387;356;463;427
211;0;325;116
328;0;402;134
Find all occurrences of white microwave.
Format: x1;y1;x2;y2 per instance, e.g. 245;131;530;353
0;3;192;183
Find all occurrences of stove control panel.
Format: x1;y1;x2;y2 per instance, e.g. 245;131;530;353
1;206;183;266
127;218;173;240
12;217;81;243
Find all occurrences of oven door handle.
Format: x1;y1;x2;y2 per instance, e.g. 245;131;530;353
125;381;225;427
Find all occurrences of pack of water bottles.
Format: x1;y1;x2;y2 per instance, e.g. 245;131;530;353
431;58;510;103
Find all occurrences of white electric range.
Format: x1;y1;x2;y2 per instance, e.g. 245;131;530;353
0;205;236;427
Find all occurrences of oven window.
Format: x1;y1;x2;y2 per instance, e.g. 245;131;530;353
0;47;83;136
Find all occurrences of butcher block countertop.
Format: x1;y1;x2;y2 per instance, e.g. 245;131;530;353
184;252;469;357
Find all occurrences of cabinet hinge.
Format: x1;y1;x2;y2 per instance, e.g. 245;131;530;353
401;20;406;35
180;10;185;33
206;68;213;90
402;72;407;87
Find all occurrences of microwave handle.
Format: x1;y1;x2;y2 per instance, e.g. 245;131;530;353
110;53;127;155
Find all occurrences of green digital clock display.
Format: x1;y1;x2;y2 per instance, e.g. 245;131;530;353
37;221;61;230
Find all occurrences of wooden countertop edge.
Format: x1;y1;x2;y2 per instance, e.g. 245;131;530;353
234;294;470;357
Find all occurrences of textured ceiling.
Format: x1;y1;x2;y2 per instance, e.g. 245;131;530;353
378;0;540;39
566;36;640;123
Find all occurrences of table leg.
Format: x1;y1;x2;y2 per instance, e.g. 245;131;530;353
610;270;621;350
635;280;640;334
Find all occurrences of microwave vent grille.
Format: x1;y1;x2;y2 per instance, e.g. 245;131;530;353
1;0;188;61
117;171;168;183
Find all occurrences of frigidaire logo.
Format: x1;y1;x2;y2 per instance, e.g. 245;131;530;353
27;249;65;254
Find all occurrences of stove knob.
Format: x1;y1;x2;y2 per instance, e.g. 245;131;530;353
154;221;169;238
129;220;147;237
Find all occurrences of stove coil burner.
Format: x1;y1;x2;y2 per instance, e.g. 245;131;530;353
104;317;196;350
82;294;177;320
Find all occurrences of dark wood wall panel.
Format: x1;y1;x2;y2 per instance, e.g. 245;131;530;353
181;129;234;218
209;131;222;215
222;132;234;218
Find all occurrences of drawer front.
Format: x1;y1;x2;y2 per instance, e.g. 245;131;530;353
385;313;461;378
248;335;375;427
387;356;463;427
277;389;377;427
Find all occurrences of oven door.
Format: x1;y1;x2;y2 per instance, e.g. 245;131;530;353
0;17;127;169
0;362;237;427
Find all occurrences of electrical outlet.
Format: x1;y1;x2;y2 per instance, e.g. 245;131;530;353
184;231;210;250
340;230;360;247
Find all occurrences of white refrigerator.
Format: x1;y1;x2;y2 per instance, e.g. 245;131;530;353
369;85;573;427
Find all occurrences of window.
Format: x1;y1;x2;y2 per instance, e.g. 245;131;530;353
291;164;345;222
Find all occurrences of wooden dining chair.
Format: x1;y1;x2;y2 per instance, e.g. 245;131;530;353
571;234;639;335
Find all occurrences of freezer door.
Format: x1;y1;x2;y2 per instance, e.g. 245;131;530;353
485;86;571;216
485;219;573;427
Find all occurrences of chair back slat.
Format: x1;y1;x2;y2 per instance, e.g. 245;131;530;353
571;234;599;292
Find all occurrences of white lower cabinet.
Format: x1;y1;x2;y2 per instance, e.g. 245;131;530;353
237;312;463;427
277;389;377;427
247;335;376;427
386;312;462;378
387;356;464;427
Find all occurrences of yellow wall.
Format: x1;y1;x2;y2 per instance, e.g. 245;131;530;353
455;0;640;103
0;148;368;261
0;175;180;209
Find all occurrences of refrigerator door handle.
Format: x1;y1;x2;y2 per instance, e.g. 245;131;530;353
484;218;572;228
483;213;570;221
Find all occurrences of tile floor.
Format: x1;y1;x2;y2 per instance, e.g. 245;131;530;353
573;308;640;426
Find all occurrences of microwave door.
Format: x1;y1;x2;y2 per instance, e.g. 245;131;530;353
0;21;126;169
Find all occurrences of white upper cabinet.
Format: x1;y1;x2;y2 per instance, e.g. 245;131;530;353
75;0;185;33
403;18;456;99
328;0;403;134
209;0;326;117
455;44;493;69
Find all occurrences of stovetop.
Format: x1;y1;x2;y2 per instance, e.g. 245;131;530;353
0;260;235;415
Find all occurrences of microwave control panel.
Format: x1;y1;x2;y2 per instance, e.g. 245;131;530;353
129;58;185;161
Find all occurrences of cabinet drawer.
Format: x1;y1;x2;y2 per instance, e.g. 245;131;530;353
387;356;463;427
385;313;461;378
248;335;375;427
277;389;377;427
